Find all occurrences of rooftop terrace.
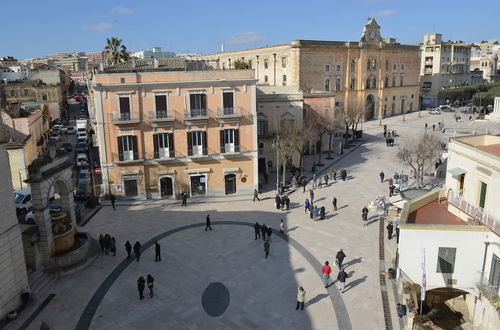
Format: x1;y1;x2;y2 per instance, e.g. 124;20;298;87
407;200;468;226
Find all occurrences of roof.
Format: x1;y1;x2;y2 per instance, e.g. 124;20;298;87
480;143;500;156
407;200;468;226
101;58;190;73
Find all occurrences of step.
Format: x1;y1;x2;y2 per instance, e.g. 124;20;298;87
28;271;57;300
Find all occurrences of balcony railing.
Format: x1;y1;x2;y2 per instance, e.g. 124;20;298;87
153;149;175;159
111;153;143;164
184;109;209;120
187;146;208;157
148;110;176;122
477;272;500;306
109;112;140;124
216;107;243;118
447;189;500;235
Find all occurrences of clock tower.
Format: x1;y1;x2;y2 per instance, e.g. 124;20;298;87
360;17;382;43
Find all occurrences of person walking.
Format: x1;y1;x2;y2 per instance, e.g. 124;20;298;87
322;261;332;288
432;124;436;131
296;287;306;311
389;184;395;197
261;224;267;241
309;189;315;204
396;225;400;244
98;234;105;255
379;171;385;183
324;174;329;186
279;219;285;234
133;241;142;262
154;241;161;262
181;192;187;206
425;123;428;130
104;234;111;255
125;240;132;259
110;237;116;256
333;197;338;211
275;195;281;210
254;222;261;240
387;221;394;240
110;194;116;211
205;214;213;231
336;249;346;269
147;274;154;298
309;204;314;220
266;226;273;242
253;189;260;202
318;176;323;189
312;174;317;189
137;276;145;300
320;206;325;220
394;172;400;182
264;240;270;259
285;195;290;210
362;206;369;226
337;268;348;293
313;206;319;221
302;180;307;193
341;168;347;181
333;168;337;181
305;199;310;213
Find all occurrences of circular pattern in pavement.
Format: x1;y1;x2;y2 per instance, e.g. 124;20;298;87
201;282;230;317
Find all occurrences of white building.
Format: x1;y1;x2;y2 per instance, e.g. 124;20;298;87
420;34;472;108
129;47;175;60
398;135;500;329
470;54;498;83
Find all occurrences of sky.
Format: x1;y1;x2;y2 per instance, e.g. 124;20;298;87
1;0;499;60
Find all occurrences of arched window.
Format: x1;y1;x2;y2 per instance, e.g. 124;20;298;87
366;77;371;89
350;59;356;72
384;76;389;88
372;60;377;70
324;79;330;91
350;77;356;90
372;77;377;89
335;78;341;91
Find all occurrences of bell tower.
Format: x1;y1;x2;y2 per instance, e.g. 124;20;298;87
360;17;382;43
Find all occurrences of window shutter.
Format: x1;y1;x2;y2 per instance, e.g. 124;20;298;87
201;94;207;109
117;137;124;161
168;133;175;158
153;134;159;159
202;131;208;155
220;130;225;153
132;136;139;160
234;129;240;150
187;132;192;156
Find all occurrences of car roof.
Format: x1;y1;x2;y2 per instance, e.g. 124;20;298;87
77;153;87;157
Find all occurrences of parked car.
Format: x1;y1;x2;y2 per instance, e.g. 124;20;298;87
439;105;453;112
428;108;441;114
66;126;76;135
76;153;89;167
24;205;62;222
50;132;60;142
75;181;90;201
51;119;62;126
60;142;72;152
78;169;90;184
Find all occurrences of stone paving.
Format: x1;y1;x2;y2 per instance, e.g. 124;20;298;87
7;110;500;330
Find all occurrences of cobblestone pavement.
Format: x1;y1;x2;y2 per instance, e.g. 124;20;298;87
8;110;498;330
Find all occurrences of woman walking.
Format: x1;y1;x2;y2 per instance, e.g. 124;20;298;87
296;287;306;311
304;199;310;214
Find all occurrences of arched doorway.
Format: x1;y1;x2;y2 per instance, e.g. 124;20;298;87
365;94;375;120
159;176;174;198
224;174;237;195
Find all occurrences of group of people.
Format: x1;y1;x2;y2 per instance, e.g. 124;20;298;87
275;194;291;211
304;189;327;222
384;126;396;147
321;249;349;293
98;234;116;256
386;221;400;244
137;274;155;299
253;222;275;259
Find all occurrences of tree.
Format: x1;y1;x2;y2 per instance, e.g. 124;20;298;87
233;60;249;69
307;111;330;166
326;120;344;159
282;117;317;175
343;99;364;143
104;37;129;65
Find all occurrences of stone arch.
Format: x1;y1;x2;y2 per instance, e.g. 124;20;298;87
365;94;376;120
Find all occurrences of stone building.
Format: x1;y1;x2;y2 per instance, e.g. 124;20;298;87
420;34;472;107
212;18;421;122
470;54;499;83
89;58;258;199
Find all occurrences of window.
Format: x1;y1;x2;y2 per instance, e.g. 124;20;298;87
42;93;48;101
120;78;125;84
119;96;131;120
386;60;389;71
372;60;377;71
335;78;341;91
393;64;397;70
366;77;371;89
189;93;207;117
350;60;356;72
437;247;457;273
153;133;174;159
479;181;487;208
401;64;405;70
117;135;138;161
367;59;371;71
258;119;268;136
222;91;234;114
23;89;29;96
489;254;500;287
220;128;239;153
282;57;287;68
392;96;396;101
188;131;207;156
372;77;377;89
155;94;167;118
264;59;268;69
336;65;341;71
324;79;330;91
423;82;432;89
282;75;287;86
335;101;340;106
325;64;331;72
264;75;268;83
400;76;404;86
385;76;389;88
350;78;356;90
10;90;16;97
392;76;396;87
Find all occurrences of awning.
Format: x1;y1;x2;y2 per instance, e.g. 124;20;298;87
448;168;466;177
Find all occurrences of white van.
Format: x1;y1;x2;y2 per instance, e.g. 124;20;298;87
14;189;33;214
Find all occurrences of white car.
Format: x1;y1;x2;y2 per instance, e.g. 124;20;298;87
76;153;89;167
428;108;441;114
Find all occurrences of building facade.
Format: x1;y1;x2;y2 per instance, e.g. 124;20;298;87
130;47;175;59
470;54;499;83
420;34;472;107
90;59;258;199
212;19;420;122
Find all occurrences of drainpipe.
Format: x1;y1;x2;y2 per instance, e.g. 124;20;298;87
273;53;277;86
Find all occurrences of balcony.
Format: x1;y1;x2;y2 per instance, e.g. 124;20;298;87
447;189;500;235
184;109;209;121
147;110;176;123
476;273;500;307
216;107;244;119
424;68;433;75
111;153;143;164
220;145;251;157
109;112;140;124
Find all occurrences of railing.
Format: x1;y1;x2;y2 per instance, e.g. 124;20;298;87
447;189;500;235
109;112;140;123
111;152;142;163
153;149;176;159
184;108;209;120
477;272;500;306
187;146;208;157
216;107;243;118
148;110;176;122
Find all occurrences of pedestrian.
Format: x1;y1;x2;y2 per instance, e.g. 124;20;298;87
104;234;111;255
110;194;116;211
379;171;385;183
309;204;314;219
309;189;315;204
387;221;394;240
181;191;187;206
281;196;286;211
137;276;145;300
386;136;390;146
362;206;369;226
397;303;407;318
313;206;319;221
322;261;332;288
425;123;428;130
312;174;317;188
253;189;260;202
147;274;154;298
304;199;310;213
337;268;348;293
205;214;213;231
261;224;267;241
275;194;281;210
254;222;261;240
133;241;142;262
110;237;116;256
280;219;285;234
333;168;337;181
285;195;290;210
396;225;400;244
324;174;329;186
302;180;307;193
394;172;400;182
389;184;395;197
432;124;436;131
328;168;333;180
336;249;346;269
266;226;273;242
469;115;472;121
98;234;105;255
333;197;338;211
341;168;347;181
155;241;161;262
318;176;323;189
320;206;325;220
264;240;270;259
125;240;132;258
296;287;306;311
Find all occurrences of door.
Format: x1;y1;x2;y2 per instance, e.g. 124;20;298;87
158;133;170;159
123;179;138;197
192;131;203;156
159;177;173;198
479;182;487;208
224;129;235;153
119;96;131;120
190;175;206;196
121;135;134;161
225;174;236;195
458;174;465;192
222;92;234;114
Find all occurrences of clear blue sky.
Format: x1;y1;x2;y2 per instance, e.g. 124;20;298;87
2;0;499;60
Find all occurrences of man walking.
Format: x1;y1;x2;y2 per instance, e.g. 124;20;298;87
309;189;315;204
266;226;273;242
205;214;213;231
264;240;270;259
333;197;338;211
341;168;347;181
387;221;394;240
302;180;307;193
254;222;261;240
261;224;267;241
137;276;145;300
362;206;369;225
154;241;161;262
147;274;155;298
110;194;116;211
322;261;332;288
279;219;285;234
181;192;187;206
324;174;329;186
313;206;319;221
337;268;348;293
336;249;346;269
110;237;116;256
379;171;385;183
253;189;260;202
125;240;132;259
133;241;142;262
305;199;310;213
389;184;395;197
396;225;400;244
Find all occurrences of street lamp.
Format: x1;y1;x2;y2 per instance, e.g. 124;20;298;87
272;135;280;193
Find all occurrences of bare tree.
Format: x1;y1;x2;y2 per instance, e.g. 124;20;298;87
344;99;364;142
283;117;317;174
307;112;329;166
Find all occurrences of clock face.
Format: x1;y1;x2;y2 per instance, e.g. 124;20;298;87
369;31;376;39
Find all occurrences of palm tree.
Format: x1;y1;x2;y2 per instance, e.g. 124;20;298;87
104;37;129;65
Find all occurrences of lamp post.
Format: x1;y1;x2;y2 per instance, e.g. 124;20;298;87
272;135;280;193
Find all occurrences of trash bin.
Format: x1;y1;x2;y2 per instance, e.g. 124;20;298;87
388;268;396;279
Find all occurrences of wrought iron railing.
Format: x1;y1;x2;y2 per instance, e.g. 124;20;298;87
184;108;209;119
148;110;176;121
217;106;243;117
477;272;500;305
109;112;140;123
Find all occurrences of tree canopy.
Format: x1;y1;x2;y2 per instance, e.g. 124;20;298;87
104;37;129;65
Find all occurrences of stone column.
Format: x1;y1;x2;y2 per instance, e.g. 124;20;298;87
31;181;54;261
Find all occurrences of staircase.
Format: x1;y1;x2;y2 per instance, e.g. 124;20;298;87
27;270;57;300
